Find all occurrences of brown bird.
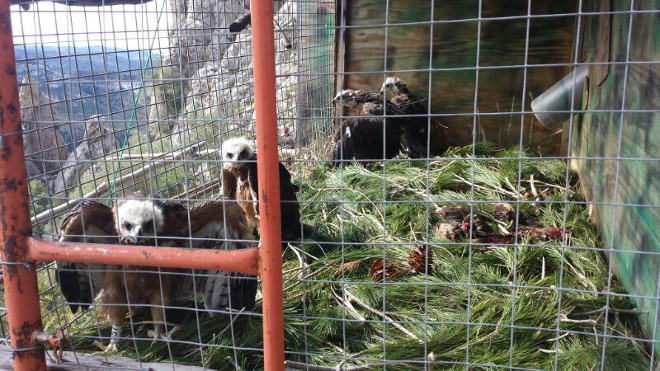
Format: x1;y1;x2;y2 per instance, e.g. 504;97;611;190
96;197;187;351
221;137;303;243
56;196;255;352
380;76;431;158
55;200;118;314
331;89;404;166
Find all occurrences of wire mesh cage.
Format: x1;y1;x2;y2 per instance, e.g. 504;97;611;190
1;0;659;370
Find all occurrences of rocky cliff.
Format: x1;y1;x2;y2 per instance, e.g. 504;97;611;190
19;76;69;179
149;0;306;147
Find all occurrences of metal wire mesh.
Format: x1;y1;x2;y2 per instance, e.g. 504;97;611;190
2;0;659;370
4;0;334;369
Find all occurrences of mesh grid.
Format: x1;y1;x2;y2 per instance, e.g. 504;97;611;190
1;0;659;370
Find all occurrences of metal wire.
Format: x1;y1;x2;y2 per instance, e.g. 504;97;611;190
4;1;660;370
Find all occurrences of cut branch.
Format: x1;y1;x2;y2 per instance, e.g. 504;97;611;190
342;288;422;343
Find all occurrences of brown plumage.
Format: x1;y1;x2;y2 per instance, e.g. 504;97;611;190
56;196;256;352
184;199;256;313
335;89;385;115
99;197;188;351
221;165;259;234
331;89;404;166
56;200;118;314
381;76;431;158
221;137;303;243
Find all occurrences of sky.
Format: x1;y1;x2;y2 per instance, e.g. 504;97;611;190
10;0;171;51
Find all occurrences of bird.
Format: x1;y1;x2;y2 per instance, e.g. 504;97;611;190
228;3;293;49
229;10;252;33
380;76;431;158
56;195;256;352
221;137;303;243
94;196;187;351
55;200;118;314
179;198;256;314
331;89;404;166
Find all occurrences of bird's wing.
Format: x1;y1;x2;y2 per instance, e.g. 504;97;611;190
172;200;257;314
391;93;430;158
246;156;302;241
153;198;190;245
278;161;302;242
331;119;357;166
221;168;238;198
56;200;117;313
246;158;260;215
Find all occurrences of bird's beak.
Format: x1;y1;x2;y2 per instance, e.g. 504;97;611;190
120;235;138;244
120;227;144;245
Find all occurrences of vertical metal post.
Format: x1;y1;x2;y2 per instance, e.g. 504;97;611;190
0;2;47;370
250;0;285;369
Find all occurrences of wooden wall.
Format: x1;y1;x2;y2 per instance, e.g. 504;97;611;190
572;0;660;351
338;0;578;155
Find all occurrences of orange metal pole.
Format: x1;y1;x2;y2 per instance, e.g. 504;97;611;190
0;2;48;369
27;238;260;276
250;0;285;369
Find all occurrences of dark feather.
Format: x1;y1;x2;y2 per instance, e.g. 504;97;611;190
332;89;404;166
229;11;251;33
184;199;257;313
382;77;431;158
331;116;401;166
247;158;302;242
55;265;92;313
56;200;116;314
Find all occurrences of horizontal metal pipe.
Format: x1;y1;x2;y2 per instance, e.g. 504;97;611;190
27;238;260;276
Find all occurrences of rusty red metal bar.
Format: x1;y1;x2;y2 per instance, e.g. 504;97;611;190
32;329;65;364
1;0;284;370
27;238;260;276
250;0;286;369
0;2;47;370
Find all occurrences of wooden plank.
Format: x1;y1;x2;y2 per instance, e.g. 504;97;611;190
0;345;216;371
341;0;578;155
571;0;660;353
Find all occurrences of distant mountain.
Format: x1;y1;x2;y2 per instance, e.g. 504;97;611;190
14;44;159;150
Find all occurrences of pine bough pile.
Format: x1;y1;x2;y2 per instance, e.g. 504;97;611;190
51;143;651;370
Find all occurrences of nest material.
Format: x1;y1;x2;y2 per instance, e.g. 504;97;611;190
42;143;651;371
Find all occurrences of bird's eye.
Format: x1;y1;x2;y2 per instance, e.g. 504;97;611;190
123;222;132;231
227;153;234;159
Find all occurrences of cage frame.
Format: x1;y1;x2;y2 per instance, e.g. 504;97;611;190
0;0;286;370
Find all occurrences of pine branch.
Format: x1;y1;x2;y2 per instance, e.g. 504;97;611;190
342;288;422;343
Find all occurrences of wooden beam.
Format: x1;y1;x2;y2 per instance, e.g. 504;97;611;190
0;345;216;371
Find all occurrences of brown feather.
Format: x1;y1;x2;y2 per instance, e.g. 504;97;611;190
100;264;171;331
57;200;117;313
332;89;404;165
186;199;257;312
221;168;237;199
190;199;252;243
59;200;117;244
225;160;259;234
100;199;189;333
